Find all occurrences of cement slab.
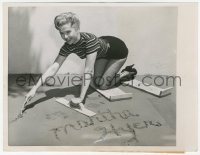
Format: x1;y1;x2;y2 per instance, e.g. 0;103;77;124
8;74;176;146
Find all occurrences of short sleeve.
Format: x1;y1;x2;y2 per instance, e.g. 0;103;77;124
85;34;101;55
59;44;71;57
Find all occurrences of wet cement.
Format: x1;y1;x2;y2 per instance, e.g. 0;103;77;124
8;74;176;146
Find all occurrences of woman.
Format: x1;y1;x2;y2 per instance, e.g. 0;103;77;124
25;12;137;106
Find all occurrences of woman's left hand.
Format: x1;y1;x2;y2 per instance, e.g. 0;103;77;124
71;97;83;106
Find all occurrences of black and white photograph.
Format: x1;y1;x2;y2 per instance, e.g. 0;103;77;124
3;2;198;152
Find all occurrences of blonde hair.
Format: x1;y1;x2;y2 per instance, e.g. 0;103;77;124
54;12;80;30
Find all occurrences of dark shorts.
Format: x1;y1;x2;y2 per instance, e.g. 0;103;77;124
99;36;129;59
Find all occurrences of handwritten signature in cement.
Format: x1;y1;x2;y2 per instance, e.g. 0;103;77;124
49;109;162;143
94;121;162;144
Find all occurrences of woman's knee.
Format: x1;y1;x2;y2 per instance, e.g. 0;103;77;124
91;78;111;90
98;79;113;90
92;76;104;86
98;85;110;90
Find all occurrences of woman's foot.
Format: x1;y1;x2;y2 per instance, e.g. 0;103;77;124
120;64;137;81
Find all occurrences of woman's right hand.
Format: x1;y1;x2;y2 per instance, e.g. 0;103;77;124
25;87;36;102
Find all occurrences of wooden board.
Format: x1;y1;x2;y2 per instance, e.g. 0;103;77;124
91;86;132;101
55;97;96;117
123;79;173;97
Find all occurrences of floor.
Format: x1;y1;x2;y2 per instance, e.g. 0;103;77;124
8;74;176;146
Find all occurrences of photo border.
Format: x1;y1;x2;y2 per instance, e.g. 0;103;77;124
3;2;198;152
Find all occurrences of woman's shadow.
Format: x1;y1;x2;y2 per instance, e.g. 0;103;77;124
24;85;95;112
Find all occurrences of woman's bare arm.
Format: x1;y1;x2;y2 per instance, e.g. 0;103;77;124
34;55;66;90
79;52;97;101
25;55;66;101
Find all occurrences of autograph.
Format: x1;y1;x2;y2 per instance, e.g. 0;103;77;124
48;109;162;143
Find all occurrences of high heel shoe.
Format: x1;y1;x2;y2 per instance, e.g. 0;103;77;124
121;64;137;81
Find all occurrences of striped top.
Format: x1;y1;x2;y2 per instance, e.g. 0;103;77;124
59;32;108;59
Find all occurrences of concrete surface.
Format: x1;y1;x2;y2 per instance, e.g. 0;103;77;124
8;74;176;146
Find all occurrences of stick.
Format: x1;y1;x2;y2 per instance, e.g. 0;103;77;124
20;99;29;115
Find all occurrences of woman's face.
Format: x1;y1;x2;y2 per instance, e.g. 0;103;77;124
59;23;79;45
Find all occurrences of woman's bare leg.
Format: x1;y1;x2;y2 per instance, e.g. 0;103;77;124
90;58;109;88
97;57;127;90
